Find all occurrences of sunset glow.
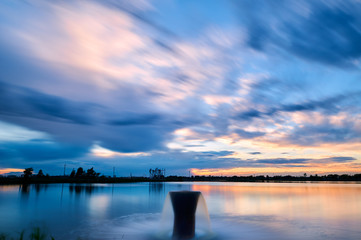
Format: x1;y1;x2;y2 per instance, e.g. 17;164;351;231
0;168;24;175
0;0;361;176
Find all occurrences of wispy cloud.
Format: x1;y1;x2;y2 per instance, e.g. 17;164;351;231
235;0;361;67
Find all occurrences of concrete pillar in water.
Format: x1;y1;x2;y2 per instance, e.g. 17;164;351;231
169;191;201;239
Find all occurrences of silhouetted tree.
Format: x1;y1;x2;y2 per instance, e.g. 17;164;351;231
75;167;84;177
86;167;100;177
70;169;76;178
23;168;33;178
86;167;95;177
37;169;44;177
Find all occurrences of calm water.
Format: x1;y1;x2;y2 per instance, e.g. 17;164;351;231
0;182;361;239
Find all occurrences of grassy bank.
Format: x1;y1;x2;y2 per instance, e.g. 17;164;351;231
0;227;55;240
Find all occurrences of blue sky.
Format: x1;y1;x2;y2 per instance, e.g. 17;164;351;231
1;0;361;176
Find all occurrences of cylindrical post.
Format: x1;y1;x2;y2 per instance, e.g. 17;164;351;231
170;191;200;239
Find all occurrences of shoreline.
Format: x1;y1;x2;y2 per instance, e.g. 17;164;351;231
1;174;361;185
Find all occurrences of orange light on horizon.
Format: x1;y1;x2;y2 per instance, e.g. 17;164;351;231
0;168;24;175
190;163;361;176
191;183;361;220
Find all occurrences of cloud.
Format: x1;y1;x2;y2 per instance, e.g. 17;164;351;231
184;144;205;147
317;157;356;163
108;113;162;126
91;144;151;158
269;111;361;146
253;156;357;165
234;129;265;139
281;4;361;67
0;168;24;175
190;154;358;176
187;153;358;170
0;0;241;158
235;91;361;121
249;152;262;155
195;151;234;157
255;158;309;164
0;82;177;153
285;123;361;146
235;0;361;67
131;149;358;170
0;82;95;125
0;140;88;162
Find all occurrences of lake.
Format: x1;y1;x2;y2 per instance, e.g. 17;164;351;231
0;182;361;239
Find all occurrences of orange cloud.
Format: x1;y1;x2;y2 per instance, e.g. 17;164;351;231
0;168;24;175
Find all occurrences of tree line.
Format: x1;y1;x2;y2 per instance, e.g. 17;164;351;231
22;167;101;178
187;173;361;182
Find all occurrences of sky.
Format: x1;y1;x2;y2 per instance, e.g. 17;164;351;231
1;0;361;177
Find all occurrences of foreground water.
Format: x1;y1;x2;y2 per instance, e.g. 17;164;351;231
1;182;361;239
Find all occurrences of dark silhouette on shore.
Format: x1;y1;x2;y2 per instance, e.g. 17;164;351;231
149;168;165;179
1;167;361;184
23;168;33;179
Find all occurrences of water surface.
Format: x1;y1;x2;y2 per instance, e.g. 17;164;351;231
0;182;360;239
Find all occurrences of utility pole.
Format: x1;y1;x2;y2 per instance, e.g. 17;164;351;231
113;167;115;178
63;163;66;176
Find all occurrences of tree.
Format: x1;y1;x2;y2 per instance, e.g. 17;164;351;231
23;168;33;178
70;169;76;178
86;167;95;177
37;169;44;177
75;167;84;177
86;167;100;177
